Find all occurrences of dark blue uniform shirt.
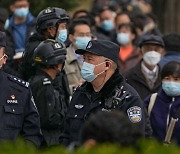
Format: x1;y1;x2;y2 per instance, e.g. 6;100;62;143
0;69;42;146
60;69;146;145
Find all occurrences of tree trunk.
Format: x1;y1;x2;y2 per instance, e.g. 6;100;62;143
152;0;180;34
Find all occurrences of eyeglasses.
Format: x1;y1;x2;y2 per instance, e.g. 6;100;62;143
0;54;6;61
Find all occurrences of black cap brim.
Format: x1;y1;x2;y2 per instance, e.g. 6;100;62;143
75;49;101;56
141;41;164;47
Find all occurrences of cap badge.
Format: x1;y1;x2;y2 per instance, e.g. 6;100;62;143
54;43;62;49
87;42;92;49
44;8;52;14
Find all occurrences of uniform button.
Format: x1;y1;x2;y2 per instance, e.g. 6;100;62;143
12;109;15;112
48;103;52;106
99;101;101;104
74;115;77;118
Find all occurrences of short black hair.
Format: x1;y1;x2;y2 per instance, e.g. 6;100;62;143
68;18;91;35
72;9;90;19
98;6;112;15
161;61;180;79
163;33;180;53
10;0;28;5
80;111;142;146
118;23;137;36
115;12;131;23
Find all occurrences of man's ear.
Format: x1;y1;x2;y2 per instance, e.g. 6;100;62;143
105;61;112;70
10;4;15;12
69;34;74;42
3;54;8;64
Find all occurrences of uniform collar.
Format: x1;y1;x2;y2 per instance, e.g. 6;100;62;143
36;69;53;81
81;69;124;98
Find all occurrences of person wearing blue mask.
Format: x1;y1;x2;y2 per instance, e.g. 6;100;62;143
60;40;146;146
95;7;115;41
116;23;141;74
19;7;71;115
5;0;35;72
144;61;180;145
64;18;92;95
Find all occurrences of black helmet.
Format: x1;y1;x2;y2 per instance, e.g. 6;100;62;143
36;7;69;33
33;39;67;66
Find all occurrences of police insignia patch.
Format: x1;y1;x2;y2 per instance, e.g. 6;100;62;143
127;106;141;123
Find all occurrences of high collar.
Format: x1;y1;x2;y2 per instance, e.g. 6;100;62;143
0;69;4;81
80;69;124;98
159;89;180;103
36;69;53;81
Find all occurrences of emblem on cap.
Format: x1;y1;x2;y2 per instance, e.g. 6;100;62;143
87;42;92;49
127;106;141;123
54;43;62;49
44;8;52;14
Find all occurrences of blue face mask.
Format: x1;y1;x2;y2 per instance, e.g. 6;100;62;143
81;62;106;82
14;7;29;18
100;20;114;32
116;33;130;45
56;29;67;43
162;81;180;96
75;37;91;49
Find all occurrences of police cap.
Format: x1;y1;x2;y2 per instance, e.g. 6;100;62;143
75;40;120;64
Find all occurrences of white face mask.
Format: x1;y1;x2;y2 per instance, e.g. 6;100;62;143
143;51;161;66
116;33;130;45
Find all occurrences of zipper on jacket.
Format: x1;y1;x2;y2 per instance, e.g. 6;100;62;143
166;97;175;131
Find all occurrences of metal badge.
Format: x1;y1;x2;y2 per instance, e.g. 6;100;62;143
127;106;142;123
75;104;84;109
7;95;18;104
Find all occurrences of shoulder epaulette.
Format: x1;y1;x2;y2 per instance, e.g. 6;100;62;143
43;78;51;85
8;75;29;88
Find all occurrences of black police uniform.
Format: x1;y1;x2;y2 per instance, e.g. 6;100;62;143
0;69;42;146
61;69;145;145
30;69;68;146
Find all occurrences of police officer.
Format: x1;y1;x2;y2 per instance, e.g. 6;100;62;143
60;40;146;146
19;7;70;108
29;40;67;146
0;31;42;146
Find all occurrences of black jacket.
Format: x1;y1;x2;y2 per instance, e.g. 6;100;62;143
60;69;146;145
0;69;42;146
19;32;45;80
125;61;161;100
29;70;69;146
19;32;70;106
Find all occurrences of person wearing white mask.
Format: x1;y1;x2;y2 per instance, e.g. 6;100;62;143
125;35;165;100
117;23;141;74
65;18;92;95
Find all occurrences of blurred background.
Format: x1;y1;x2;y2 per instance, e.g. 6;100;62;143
0;0;180;34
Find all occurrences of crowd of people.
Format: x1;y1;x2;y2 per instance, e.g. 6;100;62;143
0;0;180;149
